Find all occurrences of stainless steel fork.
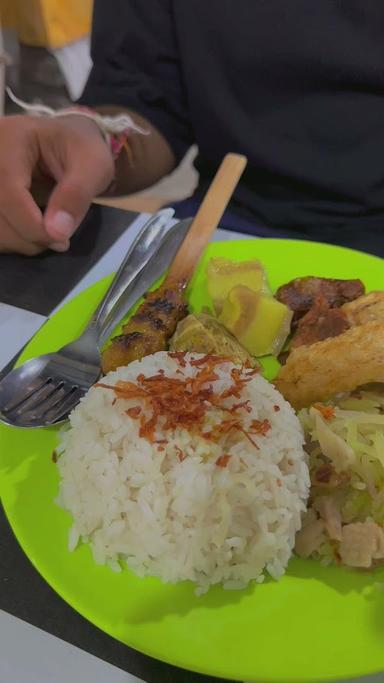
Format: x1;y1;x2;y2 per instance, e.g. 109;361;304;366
0;211;192;429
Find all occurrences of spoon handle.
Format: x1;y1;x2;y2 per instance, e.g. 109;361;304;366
86;209;174;337
97;217;193;347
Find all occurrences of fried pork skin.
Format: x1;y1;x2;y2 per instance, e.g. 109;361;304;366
274;321;384;409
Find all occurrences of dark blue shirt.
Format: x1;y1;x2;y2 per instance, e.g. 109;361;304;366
81;1;384;252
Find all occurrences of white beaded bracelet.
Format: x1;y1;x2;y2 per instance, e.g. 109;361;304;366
6;87;149;160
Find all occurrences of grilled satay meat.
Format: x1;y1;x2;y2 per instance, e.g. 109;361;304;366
276;276;364;328
100;153;248;374
101;283;188;373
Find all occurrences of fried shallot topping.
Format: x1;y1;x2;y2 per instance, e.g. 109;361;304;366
313;403;335;421
96;354;261;456
216;454;231;468
249;418;271;435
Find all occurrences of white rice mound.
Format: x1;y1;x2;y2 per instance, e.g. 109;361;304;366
56;352;309;594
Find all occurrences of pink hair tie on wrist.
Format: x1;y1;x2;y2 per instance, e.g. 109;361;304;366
109;130;136;164
6;87;149;163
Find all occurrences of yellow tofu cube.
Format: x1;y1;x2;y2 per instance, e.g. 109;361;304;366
219;285;292;356
207;257;269;314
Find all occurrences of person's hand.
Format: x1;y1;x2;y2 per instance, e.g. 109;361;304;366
0;114;115;254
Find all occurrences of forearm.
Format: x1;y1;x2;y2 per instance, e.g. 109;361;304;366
95;106;177;195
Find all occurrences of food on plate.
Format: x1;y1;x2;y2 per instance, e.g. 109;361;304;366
275;281;384;569
277;277;370;358
295;392;384;568
56;352;309;594
206;257;269;314
342;290;384;326
101;150;244;375
170;312;258;367
205;264;363;362
275;320;384;410
102;254;285;375
291;295;350;349
205;256;293;358
101;283;188;374
219;285;292;356
290;290;384;350
275;285;384;408
102;255;273;375
276;276;364;328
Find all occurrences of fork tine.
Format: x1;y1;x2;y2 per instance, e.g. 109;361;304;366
2;378;53;414
18;381;69;419
9;380;67;418
43;386;84;424
41;383;77;416
11;384;83;427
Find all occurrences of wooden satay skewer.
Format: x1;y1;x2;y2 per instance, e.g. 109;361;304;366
101;153;247;373
164;153;247;286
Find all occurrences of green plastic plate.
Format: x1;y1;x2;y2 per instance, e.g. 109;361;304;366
1;239;384;682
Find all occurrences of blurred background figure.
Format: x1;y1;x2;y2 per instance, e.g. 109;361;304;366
0;0;92;107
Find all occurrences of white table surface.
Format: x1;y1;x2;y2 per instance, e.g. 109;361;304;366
0;610;143;683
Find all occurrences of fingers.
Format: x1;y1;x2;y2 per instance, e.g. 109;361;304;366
0;183;45;243
44;133;114;242
0;118;49;252
48;239;70;252
0;215;45;255
0;115;114;255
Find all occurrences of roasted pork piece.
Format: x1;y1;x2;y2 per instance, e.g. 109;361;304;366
290;295;350;349
276;276;364;327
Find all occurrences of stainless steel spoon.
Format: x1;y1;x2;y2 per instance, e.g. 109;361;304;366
0;210;191;429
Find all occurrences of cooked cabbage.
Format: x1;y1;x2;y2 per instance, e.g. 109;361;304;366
296;387;384;567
